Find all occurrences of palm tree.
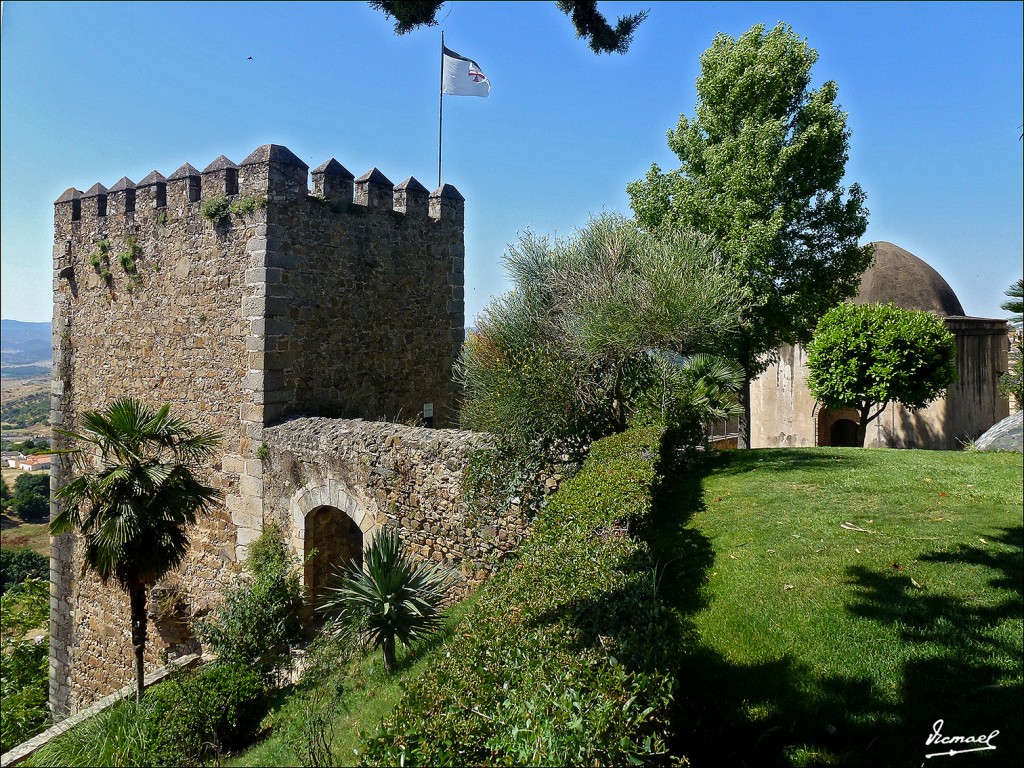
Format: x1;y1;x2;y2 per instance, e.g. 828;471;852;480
1001;278;1023;327
50;398;220;701
318;527;450;673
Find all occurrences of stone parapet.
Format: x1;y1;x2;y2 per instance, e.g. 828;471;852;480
262;418;530;598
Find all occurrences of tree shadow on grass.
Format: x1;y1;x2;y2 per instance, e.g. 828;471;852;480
703;448;867;479
643;458;1022;767
836;525;1023;766
645;456;833;766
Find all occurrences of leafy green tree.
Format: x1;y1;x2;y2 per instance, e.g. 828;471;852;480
369;0;647;54
319;527;450;673
9;473;50;523
0;477;9;510
806;303;958;447
627;22;871;446
459;214;742;457
1;577;50;752
50;398;220;701
1;548;49;596
195;523;303;676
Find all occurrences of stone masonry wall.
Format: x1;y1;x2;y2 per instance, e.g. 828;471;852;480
265;164;465;427
50;143;467;717
50;158;258;716
262;418;532;597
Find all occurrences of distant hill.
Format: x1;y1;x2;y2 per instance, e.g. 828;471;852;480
1;320;52;378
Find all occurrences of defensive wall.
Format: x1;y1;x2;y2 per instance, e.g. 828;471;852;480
48;144;508;717
261;418;533;604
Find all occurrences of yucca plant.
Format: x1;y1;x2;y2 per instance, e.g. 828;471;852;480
318;527;450;673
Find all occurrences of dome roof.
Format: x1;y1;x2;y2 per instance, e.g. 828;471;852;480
853;241;964;316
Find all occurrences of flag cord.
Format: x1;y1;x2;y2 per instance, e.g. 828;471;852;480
438;31;444;188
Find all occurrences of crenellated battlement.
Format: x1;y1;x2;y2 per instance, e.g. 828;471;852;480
54;143;464;225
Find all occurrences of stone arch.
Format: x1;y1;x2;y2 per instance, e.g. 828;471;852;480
288;480;380;606
816;407;861;447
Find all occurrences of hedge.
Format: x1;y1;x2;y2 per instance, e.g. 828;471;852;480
360;426;677;765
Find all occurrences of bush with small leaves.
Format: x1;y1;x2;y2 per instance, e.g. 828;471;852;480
1;548;49;596
1;577;50;753
142;662;267;765
200;195;230;224
195;523;303;676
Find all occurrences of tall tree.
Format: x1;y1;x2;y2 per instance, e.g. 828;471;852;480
1000;278;1023;409
1001;278;1023;326
50;398;219;701
369;1;647;54
627;22;871;446
806;302;958;447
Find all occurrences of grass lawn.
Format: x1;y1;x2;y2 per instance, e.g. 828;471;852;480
652;448;1023;767
1;515;50;557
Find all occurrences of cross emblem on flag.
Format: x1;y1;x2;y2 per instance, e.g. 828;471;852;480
442;45;490;97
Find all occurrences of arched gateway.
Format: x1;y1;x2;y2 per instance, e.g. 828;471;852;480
288;479;378;605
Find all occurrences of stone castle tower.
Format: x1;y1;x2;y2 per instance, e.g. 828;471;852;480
49;144;467;715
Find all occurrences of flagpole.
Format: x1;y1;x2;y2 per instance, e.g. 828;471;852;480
438;31;444;188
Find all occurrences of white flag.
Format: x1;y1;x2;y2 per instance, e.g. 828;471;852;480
442;45;490;97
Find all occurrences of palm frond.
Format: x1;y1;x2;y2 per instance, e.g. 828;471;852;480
54;398;220;591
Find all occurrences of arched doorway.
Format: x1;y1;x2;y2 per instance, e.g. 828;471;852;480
816;407;861;447
829;418;859;447
304;505;363;608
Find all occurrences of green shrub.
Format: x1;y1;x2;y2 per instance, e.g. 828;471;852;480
1;577;49;640
117;235;141;277
229;194;267;217
200;195;230;224
1;636;49;753
1;577;53;752
27;663;267;767
195;523;303;675
143;662;266;765
90;238;111;268
361;426;677;766
1;548;49;596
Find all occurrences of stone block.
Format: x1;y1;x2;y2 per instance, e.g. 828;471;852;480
241;372;264;391
239;473;264;497
221;454;246;475
236;526;261;546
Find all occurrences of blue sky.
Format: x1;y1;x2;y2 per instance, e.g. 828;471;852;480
2;1;1021;325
